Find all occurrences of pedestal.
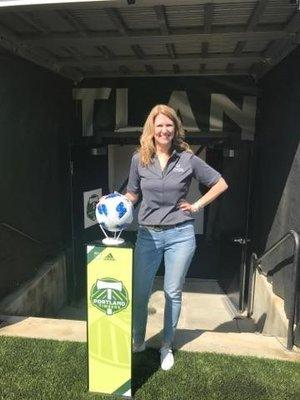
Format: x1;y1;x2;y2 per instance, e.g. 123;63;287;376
87;243;133;397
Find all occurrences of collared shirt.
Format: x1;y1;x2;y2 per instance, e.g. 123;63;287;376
127;150;221;226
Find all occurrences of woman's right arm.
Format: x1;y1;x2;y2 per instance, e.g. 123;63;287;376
125;154;140;205
124;191;139;205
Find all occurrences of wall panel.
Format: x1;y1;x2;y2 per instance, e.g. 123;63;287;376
0;53;75;299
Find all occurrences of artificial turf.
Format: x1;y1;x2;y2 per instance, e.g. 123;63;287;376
0;336;299;400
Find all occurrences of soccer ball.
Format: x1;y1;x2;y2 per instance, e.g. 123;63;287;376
95;192;133;232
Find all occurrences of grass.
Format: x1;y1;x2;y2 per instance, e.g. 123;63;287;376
0;336;299;400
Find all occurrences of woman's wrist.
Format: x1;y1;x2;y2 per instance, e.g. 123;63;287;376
191;201;203;213
124;192;138;205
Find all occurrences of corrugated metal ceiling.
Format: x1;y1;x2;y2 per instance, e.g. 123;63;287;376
0;0;298;82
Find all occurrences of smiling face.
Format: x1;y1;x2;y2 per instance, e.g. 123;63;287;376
153;113;175;150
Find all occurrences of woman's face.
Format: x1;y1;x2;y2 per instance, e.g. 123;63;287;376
153;113;175;148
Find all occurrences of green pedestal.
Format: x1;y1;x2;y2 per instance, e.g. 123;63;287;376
87;243;133;397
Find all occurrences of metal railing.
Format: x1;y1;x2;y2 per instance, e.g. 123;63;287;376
247;229;299;350
0;221;42;245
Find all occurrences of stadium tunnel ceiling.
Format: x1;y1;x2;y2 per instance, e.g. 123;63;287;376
0;0;299;82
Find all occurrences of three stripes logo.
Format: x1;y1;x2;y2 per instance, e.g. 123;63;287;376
90;278;129;316
104;253;116;261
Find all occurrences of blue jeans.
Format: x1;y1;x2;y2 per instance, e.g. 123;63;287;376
133;221;196;347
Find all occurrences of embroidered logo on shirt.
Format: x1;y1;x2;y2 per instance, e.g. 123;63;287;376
174;163;184;173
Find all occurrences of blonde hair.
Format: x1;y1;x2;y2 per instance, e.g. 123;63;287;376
139;104;192;166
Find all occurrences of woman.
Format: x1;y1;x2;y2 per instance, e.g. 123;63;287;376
125;104;228;370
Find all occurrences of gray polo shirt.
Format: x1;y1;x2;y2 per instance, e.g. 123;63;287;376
127;150;221;226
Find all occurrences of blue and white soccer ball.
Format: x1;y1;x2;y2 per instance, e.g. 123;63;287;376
95;192;133;232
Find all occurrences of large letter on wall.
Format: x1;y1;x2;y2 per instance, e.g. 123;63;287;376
168;91;199;131
210;94;257;140
115;88;128;130
73;88;111;136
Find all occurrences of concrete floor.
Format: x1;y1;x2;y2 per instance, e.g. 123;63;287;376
58;278;240;324
1;278;299;362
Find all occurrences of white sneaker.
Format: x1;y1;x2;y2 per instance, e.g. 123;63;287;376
160;347;174;371
133;342;146;353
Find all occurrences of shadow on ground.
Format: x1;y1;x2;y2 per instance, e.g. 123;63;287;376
133;348;160;394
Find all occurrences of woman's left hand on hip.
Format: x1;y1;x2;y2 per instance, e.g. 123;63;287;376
177;199;193;213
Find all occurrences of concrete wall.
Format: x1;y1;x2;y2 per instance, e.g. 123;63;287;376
0;52;76;299
0;253;67;317
252;272;288;339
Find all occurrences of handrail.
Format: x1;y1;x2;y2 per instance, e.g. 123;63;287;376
0;222;42;245
247;229;299;350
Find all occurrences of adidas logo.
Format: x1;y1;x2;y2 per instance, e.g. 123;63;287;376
104;253;116;261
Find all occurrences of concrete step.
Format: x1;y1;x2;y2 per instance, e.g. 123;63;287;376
0;315;299;362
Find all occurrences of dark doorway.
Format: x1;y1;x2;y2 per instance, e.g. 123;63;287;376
181;141;253;310
69;140;252;311
214;141;253;311
186;143;225;280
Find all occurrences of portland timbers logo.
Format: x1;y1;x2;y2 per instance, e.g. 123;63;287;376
87;194;99;221
90;278;129;316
